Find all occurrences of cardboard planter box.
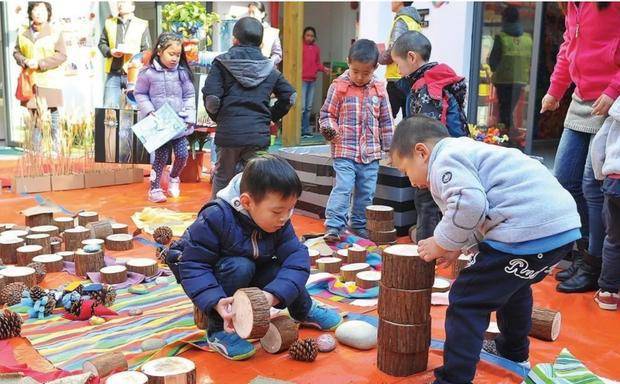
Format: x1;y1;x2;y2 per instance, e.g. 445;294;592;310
84;171;116;188
12;175;52;194
114;168;135;185
51;174;85;191
132;167;145;183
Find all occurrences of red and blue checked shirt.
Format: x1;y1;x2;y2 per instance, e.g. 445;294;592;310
319;72;394;164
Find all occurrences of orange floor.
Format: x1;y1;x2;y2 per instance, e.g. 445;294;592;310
0;173;619;383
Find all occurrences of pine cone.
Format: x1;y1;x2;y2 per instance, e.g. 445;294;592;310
91;285;116;307
43;293;57;316
0;283;27;306
27;262;46;283
153;226;173;245
288;338;319;362
29;286;46;302
0;309;23;339
67;298;84;317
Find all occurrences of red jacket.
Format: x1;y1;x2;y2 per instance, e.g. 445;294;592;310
547;2;620;101
302;42;326;82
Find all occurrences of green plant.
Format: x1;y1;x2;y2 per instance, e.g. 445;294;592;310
161;2;220;43
186;130;210;159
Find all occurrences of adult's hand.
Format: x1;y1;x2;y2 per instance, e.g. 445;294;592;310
111;48;124;58
540;94;559;113
591;93;614;116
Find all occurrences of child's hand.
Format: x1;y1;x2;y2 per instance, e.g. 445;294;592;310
215;297;235;333
592;94;614;116
540;94;559;113
331;133;342;144
263;291;280;307
418;237;448;262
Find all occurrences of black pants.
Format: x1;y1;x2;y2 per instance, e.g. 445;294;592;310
433;241;572;384
414;188;443;242
387;81;407;119
495;83;524;131
211;145;267;199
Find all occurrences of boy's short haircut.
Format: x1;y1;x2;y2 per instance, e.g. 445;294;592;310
233;16;264;47
240;154;303;202
392;31;432;62
348;39;379;66
390;115;449;158
403;2;413;6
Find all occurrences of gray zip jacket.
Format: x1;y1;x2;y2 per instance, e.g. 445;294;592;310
591;97;620;180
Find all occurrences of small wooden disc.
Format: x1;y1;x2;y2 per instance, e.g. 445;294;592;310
340;263;370;282
308;249;320;266
82;352;128;378
193;305;209;330
0;275;5;292
367;219;395;232
74;248;105;277
0;237;25;264
24;210;53;227
141;357;196;384
381;244;435;290
0;266;36;287
369;229;397;245
106;371;148;384
2;229;30;239
111;223;129;234
25;234;51;254
366;205;394;221
105;234;134;251
485;321;500;340
260;316;299;354
64;226;91;251
86;220;114;240
30;225;60;237
432;277;451;293
0;223;15;233
335;249;349;263
378;284;432;324
316;257;342;274
355;270;381;289
378;318;431;354
100;265;128;285
530;307;561;341
126;258;158;277
347;245;368;263
82;238;105;248
16;244;43;266
56;251;75;262
78;211;99;227
377;342;428;376
232;287;271;339
50;240;62;254
53;216;75;233
32;254;64;273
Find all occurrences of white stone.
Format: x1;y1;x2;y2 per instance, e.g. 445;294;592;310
335;320;377;350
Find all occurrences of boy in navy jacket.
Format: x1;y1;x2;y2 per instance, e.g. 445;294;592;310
173;155;341;360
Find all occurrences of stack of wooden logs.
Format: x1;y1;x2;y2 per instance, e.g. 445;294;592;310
366;205;396;245
377;244;435;376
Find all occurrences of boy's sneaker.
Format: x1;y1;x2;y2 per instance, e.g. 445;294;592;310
482;339;531;370
168;177;181;198
594;290;619;311
207;330;256;360
350;227;369;240
323;227;341;243
301;301;343;331
148;188;167;203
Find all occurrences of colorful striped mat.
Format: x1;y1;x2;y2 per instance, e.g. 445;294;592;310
20;281;203;371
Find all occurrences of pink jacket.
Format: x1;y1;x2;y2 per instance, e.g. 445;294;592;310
302;43;327;82
547;2;620;101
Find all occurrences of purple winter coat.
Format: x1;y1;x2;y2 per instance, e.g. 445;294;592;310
134;59;196;138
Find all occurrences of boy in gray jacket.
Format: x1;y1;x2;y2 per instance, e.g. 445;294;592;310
390;115;581;384
591;97;620;311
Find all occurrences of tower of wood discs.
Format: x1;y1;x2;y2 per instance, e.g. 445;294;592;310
377;244;435;376
366;205;396;245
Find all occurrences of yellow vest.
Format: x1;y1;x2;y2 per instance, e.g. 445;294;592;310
492;32;533;84
386;14;421;81
104;16;148;73
17;29;63;89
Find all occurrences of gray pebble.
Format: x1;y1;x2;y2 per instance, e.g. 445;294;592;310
128;308;143;316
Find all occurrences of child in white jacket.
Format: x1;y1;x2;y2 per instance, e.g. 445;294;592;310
591;97;620;311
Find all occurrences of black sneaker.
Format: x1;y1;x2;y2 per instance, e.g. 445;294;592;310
323;227;341;243
482;340;530;369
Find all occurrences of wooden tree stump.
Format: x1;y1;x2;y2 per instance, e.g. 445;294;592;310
141;357;196;384
530;307;561;341
260;316;299;354
82;238;105;248
23;207;53;228
32;254;64;273
335;249;349;263
452;254;471;279
126;258;158;277
82;352;128;378
0;266;36;288
382;244;435;290
432;277;451;293
340;263;371;282
369;229;397;245
0;223;15;233
378;285;431;324
355;270;381;289
377;343;428;377
74;249;105;277
78;211;99;227
0;275;5;292
100;265;128;285
63;227;91;251
308;249;320;266
25;234;51;254
16;244;43;266
111;223;129;234
0;237;25;264
106;234;134;251
193;305;209;330
50;239;62;254
56;251;75;262
347;245;368;263
378;319;431;354
106;371;148;384
316;257;342;274
53;216;75;233
367;219;395;232
30;225;59;237
232;287;270;339
366;205;394;221
2;229;30;239
86;220;114;240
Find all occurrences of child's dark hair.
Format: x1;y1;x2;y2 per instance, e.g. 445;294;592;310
303;26;317;40
390;115;449;158
149;32;193;81
348;39;379;66
502;6;520;23
233;16;264;47
28;2;52;22
248;1;266;20
240;154;302;202
392;31;432;62
403;2;413;6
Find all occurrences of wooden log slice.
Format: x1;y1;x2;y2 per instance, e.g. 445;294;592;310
260;316;299;354
25;234;51;254
378;319;431;354
126;258;158;277
0;223;15;233
25;212;53;228
86;220;114;240
316;257;342;274
106;371;148;384
530;307;561;342
369;229;397;245
335;249;349;263
355;270;381;289
106;234;134;251
0;266;36;288
0;237;25;264
30;225;59;237
347;245;368;263
452;254;471;279
308;249;320;266
2;229;30;239
141;357;196;384
78;211;99;227
381;244;435;290
16;244;43;266
432;277;451;293
53;216;75;233
74;248;105;277
82;352;128;378
32;254;64;273
485;321;500;340
340;263;371;282
63;226;91;251
100;265;128;285
111;223;129;234
377;343;428;377
82;238;105;248
231;287;271;339
50;240;62;254
367;219;395;232
0;275;5;292
56;250;75;262
378;284;431;324
366;205;394;221
193;305;209;330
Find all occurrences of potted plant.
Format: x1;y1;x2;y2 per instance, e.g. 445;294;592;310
180;130;210;183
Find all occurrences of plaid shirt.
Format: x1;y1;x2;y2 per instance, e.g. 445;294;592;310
319;71;394;164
